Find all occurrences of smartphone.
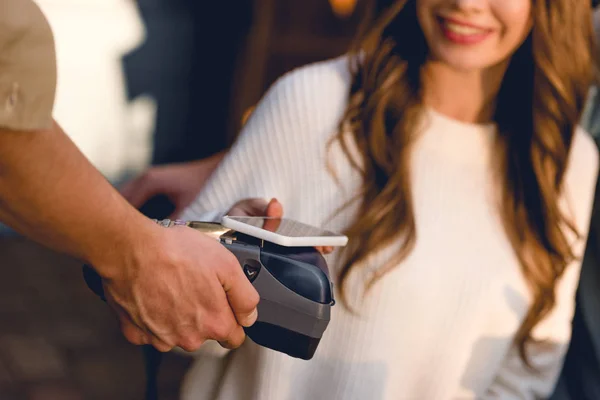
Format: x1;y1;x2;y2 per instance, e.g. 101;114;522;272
221;215;348;247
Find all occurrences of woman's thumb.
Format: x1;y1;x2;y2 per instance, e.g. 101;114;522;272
266;198;284;218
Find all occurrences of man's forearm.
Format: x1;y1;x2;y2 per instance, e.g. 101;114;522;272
0;120;154;277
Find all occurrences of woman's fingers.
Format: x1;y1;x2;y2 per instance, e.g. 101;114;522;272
315;246;335;254
265;198;284;217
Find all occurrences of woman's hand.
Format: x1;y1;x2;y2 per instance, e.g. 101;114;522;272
226;198;333;254
119;151;226;218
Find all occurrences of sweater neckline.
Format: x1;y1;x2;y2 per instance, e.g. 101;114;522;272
424;107;497;133
416;108;497;166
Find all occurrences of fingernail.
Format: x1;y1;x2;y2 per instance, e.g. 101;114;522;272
242;308;258;327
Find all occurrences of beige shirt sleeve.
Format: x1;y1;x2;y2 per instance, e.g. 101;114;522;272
0;0;57;131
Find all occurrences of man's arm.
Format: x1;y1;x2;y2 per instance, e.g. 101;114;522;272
0;0;145;264
0;120;259;352
0;120;151;275
0;0;259;353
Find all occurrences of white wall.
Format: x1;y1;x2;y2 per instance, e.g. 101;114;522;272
36;0;156;182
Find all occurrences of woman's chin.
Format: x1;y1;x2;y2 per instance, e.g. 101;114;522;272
429;49;502;74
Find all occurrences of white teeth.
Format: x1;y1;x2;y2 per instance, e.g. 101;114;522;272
444;21;485;35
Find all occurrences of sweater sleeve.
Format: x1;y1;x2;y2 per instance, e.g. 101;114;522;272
179;58;350;224
179;73;303;223
484;128;600;399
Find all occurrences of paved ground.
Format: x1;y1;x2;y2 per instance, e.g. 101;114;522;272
0;236;192;400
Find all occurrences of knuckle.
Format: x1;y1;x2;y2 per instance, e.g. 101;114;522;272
123;333;143;346
229;333;246;349
248;290;260;308
151;338;174;353
237;290;260;315
148;332;177;352
178;335;205;352
127;338;145;346
121;326;144;346
208;316;236;341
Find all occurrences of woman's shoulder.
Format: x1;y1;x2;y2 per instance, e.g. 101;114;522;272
268;55;353;100
248;55;354;139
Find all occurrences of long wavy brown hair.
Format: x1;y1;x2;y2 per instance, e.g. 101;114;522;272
333;0;597;368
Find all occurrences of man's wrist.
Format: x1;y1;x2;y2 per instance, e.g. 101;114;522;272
83;208;161;281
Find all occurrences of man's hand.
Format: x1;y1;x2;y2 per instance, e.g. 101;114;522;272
119;152;226;218
0;121;256;353
0;0;248;355
99;222;259;352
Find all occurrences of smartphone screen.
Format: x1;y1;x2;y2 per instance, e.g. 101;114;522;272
225;217;341;237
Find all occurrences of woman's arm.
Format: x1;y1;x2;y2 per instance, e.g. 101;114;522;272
484;129;600;399
483;258;584;399
119;151;227;218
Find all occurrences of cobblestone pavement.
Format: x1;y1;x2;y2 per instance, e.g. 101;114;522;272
0;237;192;400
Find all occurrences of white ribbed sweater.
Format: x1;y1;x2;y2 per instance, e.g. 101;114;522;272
178;57;599;400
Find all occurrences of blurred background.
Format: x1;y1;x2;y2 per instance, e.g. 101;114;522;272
5;1;600;399
0;0;362;399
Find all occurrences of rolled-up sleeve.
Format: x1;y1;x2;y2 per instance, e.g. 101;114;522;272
0;0;56;131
